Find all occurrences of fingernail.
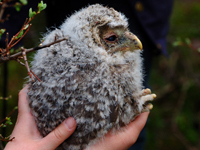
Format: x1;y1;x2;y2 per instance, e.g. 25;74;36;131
64;117;76;131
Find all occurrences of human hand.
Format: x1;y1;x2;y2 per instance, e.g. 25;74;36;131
4;86;77;150
4;86;149;150
87;112;149;150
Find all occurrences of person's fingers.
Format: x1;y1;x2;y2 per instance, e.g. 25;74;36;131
12;85;41;139
14;85;30;130
123;112;149;146
88;112;149;150
18;85;29;116
40;117;77;150
127;112;150;135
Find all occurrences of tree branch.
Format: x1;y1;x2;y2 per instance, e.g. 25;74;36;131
0;37;68;63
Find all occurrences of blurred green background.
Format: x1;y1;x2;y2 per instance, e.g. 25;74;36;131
0;0;200;149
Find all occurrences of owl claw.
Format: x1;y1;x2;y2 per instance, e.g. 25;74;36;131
152;94;156;99
139;89;156;111
140;88;151;96
141;103;153;112
144;88;151;94
147;103;153;110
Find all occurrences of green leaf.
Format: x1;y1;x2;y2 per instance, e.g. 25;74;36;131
9;48;14;53
20;0;28;5
5;117;12;126
38;1;47;13
6;117;11;122
14;106;18;110
16;30;24;39
0;29;5;33
0;29;6;40
29;8;36;19
8;122;13;125
185;38;191;45
14;3;21;12
24;24;29;30
172;41;182;47
0;29;6;34
172;37;183;47
0;29;5;34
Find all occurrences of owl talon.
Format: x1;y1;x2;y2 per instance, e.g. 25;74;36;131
152;94;156;99
140;88;151;96
147;103;153;110
142;103;153;112
139;91;156;112
144;88;151;94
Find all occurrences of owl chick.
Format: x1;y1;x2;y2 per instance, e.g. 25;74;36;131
28;4;156;150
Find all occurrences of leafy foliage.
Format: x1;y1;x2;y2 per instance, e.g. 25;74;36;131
19;0;28;5
0;28;5;40
38;1;47;13
29;8;36;19
14;0;28;12
0;0;47;145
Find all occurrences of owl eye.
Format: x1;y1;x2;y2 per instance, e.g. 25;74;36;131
105;35;117;42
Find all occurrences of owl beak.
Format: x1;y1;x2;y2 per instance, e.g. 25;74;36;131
124;31;143;51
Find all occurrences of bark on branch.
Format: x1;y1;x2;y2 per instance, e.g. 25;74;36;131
0;37;68;63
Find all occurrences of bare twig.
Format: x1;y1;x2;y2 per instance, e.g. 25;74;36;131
0;95;11;101
6;23;31;55
0;37;68;63
6;32;9;47
0;1;47;61
11;24;32;48
16;58;42;82
0;3;7;21
0;0;13;22
0;107;17;125
0;135;15;142
30;70;41;82
21;47;35;82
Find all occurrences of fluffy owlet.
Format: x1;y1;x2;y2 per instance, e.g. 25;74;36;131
28;4;156;150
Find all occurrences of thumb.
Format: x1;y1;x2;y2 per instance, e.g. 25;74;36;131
40;117;76;150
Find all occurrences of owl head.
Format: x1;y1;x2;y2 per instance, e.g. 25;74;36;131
60;4;142;56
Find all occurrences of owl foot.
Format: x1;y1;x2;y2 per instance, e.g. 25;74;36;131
139;88;156;112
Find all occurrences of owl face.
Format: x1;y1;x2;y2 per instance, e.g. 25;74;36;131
99;25;143;55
